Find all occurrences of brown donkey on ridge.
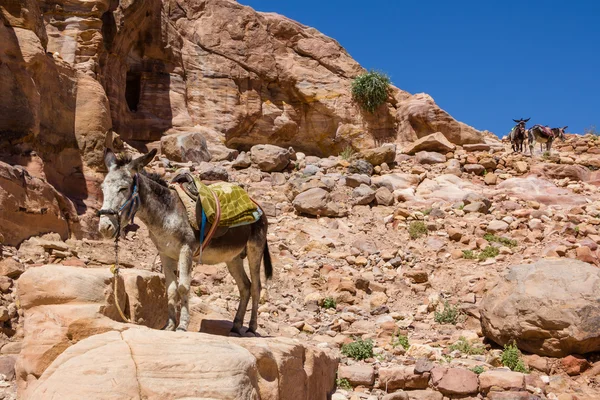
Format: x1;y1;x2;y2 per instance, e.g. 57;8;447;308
98;149;272;334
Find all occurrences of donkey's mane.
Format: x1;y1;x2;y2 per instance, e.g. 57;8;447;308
142;171;168;188
115;152;169;189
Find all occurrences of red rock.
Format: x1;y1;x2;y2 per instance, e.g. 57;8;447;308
378;366;429;390
576;246;598;265
429;367;478;396
337;364;375;387
561;354;590;376
479;370;525;393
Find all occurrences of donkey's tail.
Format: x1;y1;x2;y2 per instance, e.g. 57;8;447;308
263;242;273;280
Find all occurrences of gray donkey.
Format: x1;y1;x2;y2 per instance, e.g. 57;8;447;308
528;125;567;155
98;149;272;334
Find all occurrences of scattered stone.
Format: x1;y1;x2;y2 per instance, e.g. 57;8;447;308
415;151;446;165
250;144;292;172
403;132;456;155
348;159;374;176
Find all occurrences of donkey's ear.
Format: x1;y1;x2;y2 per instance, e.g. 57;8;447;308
512;119;519;123
563;126;568;130
104;148;117;170
524;118;530;122
128;149;157;172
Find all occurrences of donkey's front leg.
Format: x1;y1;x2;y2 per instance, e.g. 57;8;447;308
176;244;193;331
160;254;179;331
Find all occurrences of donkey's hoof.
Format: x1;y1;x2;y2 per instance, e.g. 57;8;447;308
176;326;187;332
163;323;176;331
229;327;243;337
244;329;260;338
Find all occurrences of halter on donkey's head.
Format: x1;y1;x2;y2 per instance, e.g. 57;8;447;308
98;149;157;239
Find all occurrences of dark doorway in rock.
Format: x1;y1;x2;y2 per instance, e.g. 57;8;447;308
101;11;116;51
125;71;141;112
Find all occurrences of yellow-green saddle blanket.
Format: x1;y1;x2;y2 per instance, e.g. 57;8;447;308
171;176;261;230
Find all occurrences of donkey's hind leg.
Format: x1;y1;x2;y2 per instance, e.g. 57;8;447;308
226;256;251;335
246;243;265;334
160;254;179;331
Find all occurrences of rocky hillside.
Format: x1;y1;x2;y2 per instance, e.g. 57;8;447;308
3;0;600;399
1;0;493;244
1;133;600;399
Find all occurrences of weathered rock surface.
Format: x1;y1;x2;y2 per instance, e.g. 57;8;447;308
26;329;337;400
251;145;292;172
402;132;456;155
0;162;78;246
16;265;167;395
292;188;347;217
160;131;211;163
481;259;600;357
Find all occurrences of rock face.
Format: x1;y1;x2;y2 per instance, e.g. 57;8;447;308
16;265;338;399
16;265;167;395
27;329;337;400
480;259;600;357
0;0;487;244
0;162;79;246
1;0;484;162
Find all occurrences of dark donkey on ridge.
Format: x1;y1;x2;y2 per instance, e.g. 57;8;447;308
509;118;530;153
98;149;272;334
528;125;568;155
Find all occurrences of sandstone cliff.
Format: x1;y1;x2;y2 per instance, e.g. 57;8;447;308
0;0;488;244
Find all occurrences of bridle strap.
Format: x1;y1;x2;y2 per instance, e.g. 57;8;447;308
97;174;140;225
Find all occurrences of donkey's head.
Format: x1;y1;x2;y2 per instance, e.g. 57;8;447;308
512;118;530;129
553;126;568;141
98;149;157;239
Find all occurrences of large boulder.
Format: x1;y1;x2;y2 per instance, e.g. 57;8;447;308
360;144;396;166
496;176;587;206
16;265;338;399
402;132;456;155
160;131;212;163
416;174;480;202
530;163;592;182
16;265;167;395
481;259;600;357
250;144;292;172
25;329;337;400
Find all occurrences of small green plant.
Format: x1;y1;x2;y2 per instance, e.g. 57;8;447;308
470;365;485;374
195;287;204;297
322;297;337;310
392;333;410;350
434;300;460;325
478;246;499;261
501;342;529;373
462;250;475;259
484;233;517;248
449;337;485;355
458;204;465;210
422;208;432;216
575;225;581;234
341;338;374;361
351;70;391;113
339;146;356;161
336;377;352;390
409;221;428;239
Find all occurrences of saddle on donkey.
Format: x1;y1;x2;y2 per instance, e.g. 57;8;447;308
170;173;263;254
532;124;554;138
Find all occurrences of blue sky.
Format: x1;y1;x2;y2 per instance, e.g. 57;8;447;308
240;0;599;137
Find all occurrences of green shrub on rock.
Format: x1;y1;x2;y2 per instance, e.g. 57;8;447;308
351;70;391;113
